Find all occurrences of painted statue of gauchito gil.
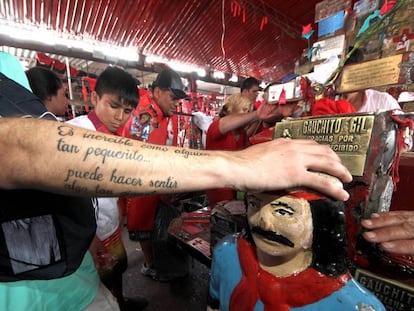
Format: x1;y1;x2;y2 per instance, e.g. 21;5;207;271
207;175;385;311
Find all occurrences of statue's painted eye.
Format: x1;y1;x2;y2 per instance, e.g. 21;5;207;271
275;208;294;216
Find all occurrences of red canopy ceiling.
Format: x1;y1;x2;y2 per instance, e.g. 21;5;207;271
0;0;353;81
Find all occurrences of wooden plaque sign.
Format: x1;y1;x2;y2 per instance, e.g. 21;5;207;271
338;54;403;93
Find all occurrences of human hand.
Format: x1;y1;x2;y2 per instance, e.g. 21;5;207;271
230;138;352;201
256;102;280;121
362;211;414;256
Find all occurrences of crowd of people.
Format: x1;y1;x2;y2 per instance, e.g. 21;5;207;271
0;48;413;311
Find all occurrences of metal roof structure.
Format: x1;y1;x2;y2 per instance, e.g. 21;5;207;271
0;0;331;84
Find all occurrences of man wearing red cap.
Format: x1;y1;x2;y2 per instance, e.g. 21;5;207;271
208;183;385;311
120;68;189;281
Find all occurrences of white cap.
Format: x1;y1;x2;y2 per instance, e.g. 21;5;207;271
398;91;414;103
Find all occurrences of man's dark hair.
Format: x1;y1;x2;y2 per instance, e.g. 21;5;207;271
26;67;63;101
241;77;260;92
95;66;139;108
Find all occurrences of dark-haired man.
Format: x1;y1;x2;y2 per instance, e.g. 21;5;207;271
241;76;261;106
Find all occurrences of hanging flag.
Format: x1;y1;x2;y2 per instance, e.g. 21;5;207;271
278;88;286;105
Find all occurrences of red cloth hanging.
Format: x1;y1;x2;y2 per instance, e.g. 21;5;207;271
36;53;53;66
278;88;286;105
69;66;79;77
52;59;66;72
311;98;355;116
388;113;414;190
81;76;97;102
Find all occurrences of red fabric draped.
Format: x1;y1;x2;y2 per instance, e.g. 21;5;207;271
388;112;414;190
229;237;350;311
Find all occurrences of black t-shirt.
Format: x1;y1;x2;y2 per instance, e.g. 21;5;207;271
0;72;97;281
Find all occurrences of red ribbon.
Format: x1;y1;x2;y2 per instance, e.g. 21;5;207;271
388;111;414;190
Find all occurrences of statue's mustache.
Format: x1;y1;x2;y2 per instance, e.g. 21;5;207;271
251;226;294;248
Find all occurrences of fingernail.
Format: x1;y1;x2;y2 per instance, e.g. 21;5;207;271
370;213;380;218
343;192;350;201
362;219;373;226
364;231;376;240
382;242;395;249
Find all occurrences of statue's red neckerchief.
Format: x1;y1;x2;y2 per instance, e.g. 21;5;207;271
388;111;414;190
229;237;351;311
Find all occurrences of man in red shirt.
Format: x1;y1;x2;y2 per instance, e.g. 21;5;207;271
205;93;279;204
121;68;189;281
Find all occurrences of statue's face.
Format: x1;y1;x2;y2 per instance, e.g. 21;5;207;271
246;193;313;257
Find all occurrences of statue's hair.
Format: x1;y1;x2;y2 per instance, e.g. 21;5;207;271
310;198;349;276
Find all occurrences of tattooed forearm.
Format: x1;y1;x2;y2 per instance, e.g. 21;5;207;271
82;132;133;146
95;184;114;195
64;178;89;193
58;125;132;146
63;171;178;196
110;169;142;186
64;181;116;196
174;149;209;158
57;138;80;154
141;144;169;152
83;147;146;164
64;167;104;182
149;176;178;189
53;124;200;196
63;167;104;194
141;143;209;159
57;125;147;164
